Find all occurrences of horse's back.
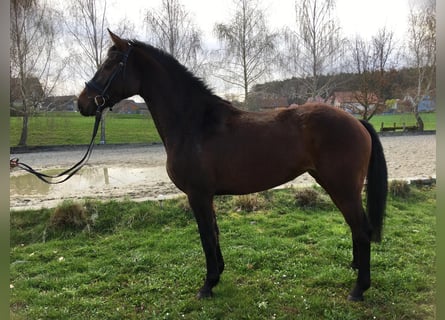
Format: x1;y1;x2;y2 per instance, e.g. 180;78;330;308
294;103;369;138
289;103;371;152
202;103;370;195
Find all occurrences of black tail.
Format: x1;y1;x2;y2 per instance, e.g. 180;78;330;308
360;120;388;242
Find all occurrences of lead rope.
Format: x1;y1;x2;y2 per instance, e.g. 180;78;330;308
10;109;104;184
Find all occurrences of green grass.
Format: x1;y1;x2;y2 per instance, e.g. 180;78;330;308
10;112;161;147
10;186;436;319
370;112;436;131
10;112;436;147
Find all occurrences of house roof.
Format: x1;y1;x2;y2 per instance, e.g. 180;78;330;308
330;91;379;104
10;77;44;101
112;99;148;113
43;95;78;111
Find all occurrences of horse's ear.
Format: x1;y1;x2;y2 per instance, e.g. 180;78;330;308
108;28;128;51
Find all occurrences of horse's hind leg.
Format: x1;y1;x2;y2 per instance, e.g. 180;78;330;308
351;239;360;270
331;193;371;301
344;204;371;301
309;171;371;301
334;199;371;300
188;193;224;299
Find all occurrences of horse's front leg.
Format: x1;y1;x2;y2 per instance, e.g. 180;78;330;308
188;193;224;299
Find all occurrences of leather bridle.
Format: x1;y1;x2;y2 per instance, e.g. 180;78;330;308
85;44;133;113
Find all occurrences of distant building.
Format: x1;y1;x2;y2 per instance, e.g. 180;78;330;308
10;77;44;115
112;99;149;114
306;95;326;104
417;95;435;112
328;91;379;114
395;95;436;113
43;95;78;112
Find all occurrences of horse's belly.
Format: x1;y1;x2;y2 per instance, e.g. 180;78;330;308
214;160;306;195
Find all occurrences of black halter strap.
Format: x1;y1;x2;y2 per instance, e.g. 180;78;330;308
10;45;133;184
85;45;132;109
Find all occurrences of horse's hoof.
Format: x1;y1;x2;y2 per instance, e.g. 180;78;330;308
196;289;213;299
347;294;364;302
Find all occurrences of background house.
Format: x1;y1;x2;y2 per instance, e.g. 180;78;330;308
417;95;435;112
43;95;78;112
112;99;149;114
328;91;379;114
393;95;436;113
10;77;44;115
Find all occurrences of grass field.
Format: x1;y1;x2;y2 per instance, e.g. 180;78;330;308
371;112;436;131
9;111;436;147
9;112;161;147
10;185;436;319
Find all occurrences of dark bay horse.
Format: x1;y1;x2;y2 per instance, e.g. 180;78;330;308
77;30;388;301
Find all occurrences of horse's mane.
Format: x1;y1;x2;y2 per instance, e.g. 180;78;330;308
128;39;218;99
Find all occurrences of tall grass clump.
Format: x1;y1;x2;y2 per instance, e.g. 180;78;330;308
294;187;330;209
232;193;267;212
49;201;89;229
389;180;411;198
43;201;92;241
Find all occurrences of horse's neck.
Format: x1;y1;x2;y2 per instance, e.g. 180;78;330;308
136;52;233;150
140;89;218;149
141;95;180;148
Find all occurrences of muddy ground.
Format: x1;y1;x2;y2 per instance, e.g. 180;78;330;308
10;134;436;210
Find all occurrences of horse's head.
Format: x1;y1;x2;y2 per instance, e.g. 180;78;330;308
77;30;139;116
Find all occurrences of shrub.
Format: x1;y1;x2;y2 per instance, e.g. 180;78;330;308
49;201;89;230
233;194;266;212
294;188;321;208
389;180;411;198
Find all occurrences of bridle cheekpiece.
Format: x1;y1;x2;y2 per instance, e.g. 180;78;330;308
85;43;133;114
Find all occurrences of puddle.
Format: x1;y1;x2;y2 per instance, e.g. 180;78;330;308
10;165;317;210
10;166;171;198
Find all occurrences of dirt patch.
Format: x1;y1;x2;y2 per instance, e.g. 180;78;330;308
10;134;436;210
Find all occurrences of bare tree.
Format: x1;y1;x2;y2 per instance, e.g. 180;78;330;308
283;0;346;101
350;36;377;120
372;27;398;102
69;0;106;70
64;0;134;77
144;0;205;76
350;28;397;121
406;0;436;131
65;0;108;143
10;0;64;146
63;0;134;144
214;0;277;110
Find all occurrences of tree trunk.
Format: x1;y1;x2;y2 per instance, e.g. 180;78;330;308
414;111;424;131
18;112;29;146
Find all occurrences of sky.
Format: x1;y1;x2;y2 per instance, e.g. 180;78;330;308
110;0;411;43
51;0;413;96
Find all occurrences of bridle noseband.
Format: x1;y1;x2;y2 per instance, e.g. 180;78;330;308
85;44;133;113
